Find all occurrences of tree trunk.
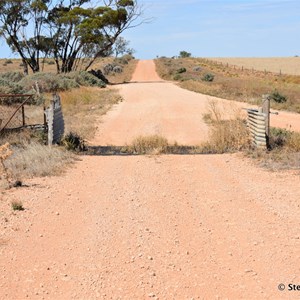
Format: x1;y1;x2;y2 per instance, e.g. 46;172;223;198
22;59;29;75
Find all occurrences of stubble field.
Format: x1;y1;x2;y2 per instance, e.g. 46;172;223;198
209;57;300;75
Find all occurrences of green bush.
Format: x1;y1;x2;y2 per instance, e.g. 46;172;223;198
270;91;287;103
202;73;215;82
173;74;183;81
269;128;291;149
20;73;79;93
0;78;25;95
47;60;55;65
0;71;24;82
176;67;186;74
61;132;86;152
67;71;106;88
179;51;191;58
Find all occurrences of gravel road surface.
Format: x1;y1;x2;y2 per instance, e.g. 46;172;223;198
0;60;299;299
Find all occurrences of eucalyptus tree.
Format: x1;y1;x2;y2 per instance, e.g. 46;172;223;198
0;0;142;73
0;0;51;74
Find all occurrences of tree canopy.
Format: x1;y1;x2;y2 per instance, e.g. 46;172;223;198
0;0;141;73
179;51;192;58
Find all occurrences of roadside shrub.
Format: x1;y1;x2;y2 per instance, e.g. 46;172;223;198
202;73;215;82
61;132;86;152
20;73;79;93
270;90;287;103
0;78;25;97
103;64;114;75
269;128;291;149
176;67;186;74
173;74;182;81
113;65;123;73
269;128;300;151
0;71;24;82
67;71;106;88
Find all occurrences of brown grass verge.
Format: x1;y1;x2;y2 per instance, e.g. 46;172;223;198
60;86;122;140
247;128;300;171
155;57;300;113
0;85;122;183
4;142;74;180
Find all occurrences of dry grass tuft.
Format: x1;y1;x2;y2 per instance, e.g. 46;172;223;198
205;120;250;153
286;131;300;152
129;135;169;155
4;142;74;180
0;142;13;188
202;100;251;153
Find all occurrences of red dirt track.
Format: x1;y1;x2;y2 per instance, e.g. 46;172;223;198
0;60;299;299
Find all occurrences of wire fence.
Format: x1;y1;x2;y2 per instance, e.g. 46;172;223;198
0;104;24;129
0;94;34;132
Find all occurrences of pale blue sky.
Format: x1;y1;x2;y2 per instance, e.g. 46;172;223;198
123;0;300;58
1;0;299;59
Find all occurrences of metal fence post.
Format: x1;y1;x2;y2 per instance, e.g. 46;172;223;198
22;105;25;126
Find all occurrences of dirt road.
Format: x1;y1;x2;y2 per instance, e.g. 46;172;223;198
0;60;300;299
93;60;300;146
